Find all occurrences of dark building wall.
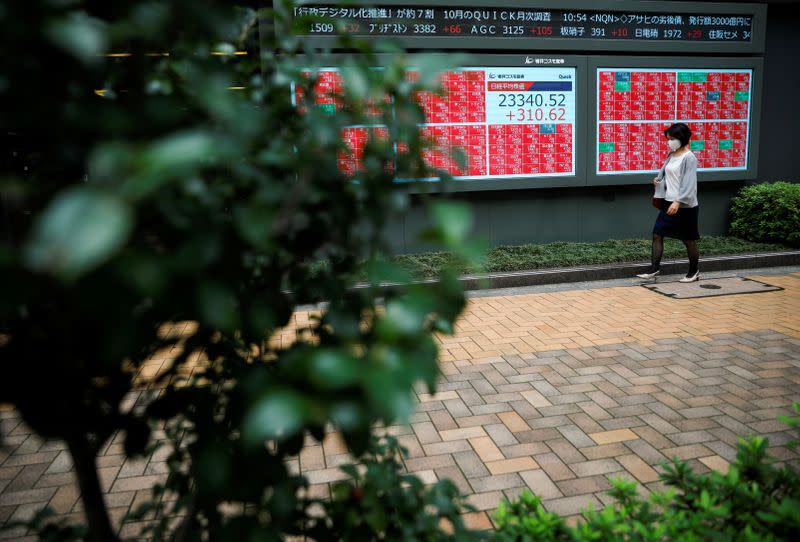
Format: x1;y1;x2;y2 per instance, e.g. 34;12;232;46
758;2;800;182
389;2;797;253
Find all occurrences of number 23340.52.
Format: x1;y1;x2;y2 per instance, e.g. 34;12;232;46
497;93;566;107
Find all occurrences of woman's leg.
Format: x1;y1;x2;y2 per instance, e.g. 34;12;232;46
651;233;664;270
683;239;699;276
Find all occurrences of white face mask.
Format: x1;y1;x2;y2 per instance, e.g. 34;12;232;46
667;139;681;152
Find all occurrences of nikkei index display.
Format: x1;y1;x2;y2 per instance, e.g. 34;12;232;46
294;66;577;181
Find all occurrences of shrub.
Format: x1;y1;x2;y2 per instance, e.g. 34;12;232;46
493;405;800;541
308;437;480;541
729;182;800;246
0;1;481;540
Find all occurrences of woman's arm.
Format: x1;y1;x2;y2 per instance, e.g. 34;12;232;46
654;155;670;183
675;153;698;205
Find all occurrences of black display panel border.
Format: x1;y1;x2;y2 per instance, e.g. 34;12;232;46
276;0;767;55
586;56;763;188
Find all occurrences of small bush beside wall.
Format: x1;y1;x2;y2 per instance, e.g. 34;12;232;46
730;182;800;246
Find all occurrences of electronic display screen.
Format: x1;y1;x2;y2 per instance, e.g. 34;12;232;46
294;66;577;180
596;68;752;174
290;5;754;44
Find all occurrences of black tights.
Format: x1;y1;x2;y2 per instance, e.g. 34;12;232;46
684;239;699;275
651;234;699;275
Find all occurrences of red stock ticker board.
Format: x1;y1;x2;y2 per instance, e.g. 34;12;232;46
597;68;752;174
294;67;577;180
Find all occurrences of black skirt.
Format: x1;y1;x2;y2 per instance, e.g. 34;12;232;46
653;200;700;241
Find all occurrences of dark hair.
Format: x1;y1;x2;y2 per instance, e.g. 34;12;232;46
664;123;692;147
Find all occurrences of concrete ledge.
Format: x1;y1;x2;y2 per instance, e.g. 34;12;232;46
454;250;800;291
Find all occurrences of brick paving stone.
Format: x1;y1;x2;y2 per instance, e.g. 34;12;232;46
577;401;612;421
546;440;585;464
462;511;493;530
557;475;612;497
662;444;714;461
497;411;530;433
617;454;660;483
638;413;680;434
414;469;438;484
521;390;552;408
453;450;490;478
443;399;473;418
534;453;575;481
5;463;49;493
528;415;571;429
485;458;538;475
439;427;486;442
624;439;668;465
322;432;348;456
117;457;148;479
412;422;441;445
0;487;57;507
469;437;504;463
467;490;504;511
520;469;563;500
469;473;525;493
2;451;58;468
405;454;455;472
543;494;602;516
484;424;518;447
599;416;646;431
570;459;621;477
48;485;80;515
109;474;162;493
674;418;718;432
699;455;730;474
429;409;459;431
435;465;472;494
422;440;472;456
580;443;629;460
667;430;715;446
0;506;13;524
588;428;638;445
557;425;595;448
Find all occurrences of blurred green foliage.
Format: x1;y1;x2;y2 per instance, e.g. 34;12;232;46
0;1;482;540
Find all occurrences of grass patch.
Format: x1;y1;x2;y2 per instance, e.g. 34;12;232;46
392;236;790;279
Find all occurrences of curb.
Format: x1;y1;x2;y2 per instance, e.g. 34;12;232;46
446;250;800;291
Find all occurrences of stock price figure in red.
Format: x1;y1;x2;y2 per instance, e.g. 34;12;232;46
637;123;701;283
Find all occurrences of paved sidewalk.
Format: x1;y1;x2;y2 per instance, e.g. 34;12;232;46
2;272;800;538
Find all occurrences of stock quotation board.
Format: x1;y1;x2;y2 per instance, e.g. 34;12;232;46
290;5;754;44
294;66;577;180
596;68;752;174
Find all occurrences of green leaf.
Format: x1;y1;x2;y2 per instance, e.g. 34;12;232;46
309;350;360;390
430;201;473;247
376;298;424;339
46;12;107;64
127;131;219;198
242;391;307;444
24;188;133;280
341;63;369;101
198;283;240;332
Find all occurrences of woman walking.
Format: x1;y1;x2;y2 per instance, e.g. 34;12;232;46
637;122;700;282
